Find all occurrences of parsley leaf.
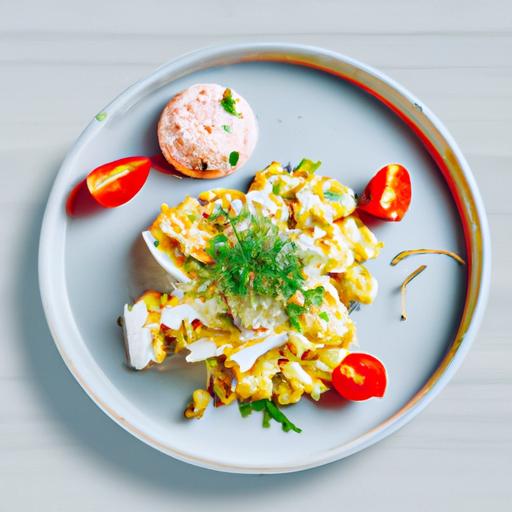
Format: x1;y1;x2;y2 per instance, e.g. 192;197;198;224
238;399;302;433
220;88;241;117
229;151;240;167
222;124;232;133
153;240;160;248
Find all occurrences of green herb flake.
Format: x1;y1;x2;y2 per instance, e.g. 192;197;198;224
222;124;232;133
95;111;108;122
303;286;325;307
272;182;282;195
229;151;240;167
238;399;302;433
285;287;324;332
153;240;160;248
262;408;272;428
238;401;252;417
206;357;218;368
220;88;241;117
288;315;303;333
323;190;344;202
294;158;321;175
319;311;329;322
127;304;133;312
285;304;305;332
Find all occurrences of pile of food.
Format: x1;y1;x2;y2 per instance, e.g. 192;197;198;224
123;159;386;427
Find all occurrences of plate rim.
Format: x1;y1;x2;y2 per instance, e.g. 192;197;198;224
38;42;491;474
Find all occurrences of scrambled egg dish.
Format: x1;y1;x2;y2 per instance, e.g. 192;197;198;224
122;160;382;422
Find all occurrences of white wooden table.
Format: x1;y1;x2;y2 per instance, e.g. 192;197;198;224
1;1;511;509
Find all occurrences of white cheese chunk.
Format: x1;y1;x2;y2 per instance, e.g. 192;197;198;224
185;339;233;363
229;332;288;373
161;304;202;330
122;301;154;370
185;338;217;362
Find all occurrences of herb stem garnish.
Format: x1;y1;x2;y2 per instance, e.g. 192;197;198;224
238;399;302;433
206;207;304;297
391;249;465;266
220;88;241;117
203;208;321;329
400;264;427;321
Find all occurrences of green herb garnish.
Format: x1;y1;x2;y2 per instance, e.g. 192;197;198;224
222;124;232;133
199;208;325;330
153;240;160;248
229;151;240;167
95;111;107;122
285;286;325;333
220;88;241;117
323;190;344;202
294;158;321;175
272;182;282;195
204;208;305;300
319;311;329;322
304;286;324;306
238;399;302;433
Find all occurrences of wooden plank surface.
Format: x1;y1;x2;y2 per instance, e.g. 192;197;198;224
1;1;511;510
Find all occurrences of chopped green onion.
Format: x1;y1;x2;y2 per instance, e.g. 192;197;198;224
238;399;302;433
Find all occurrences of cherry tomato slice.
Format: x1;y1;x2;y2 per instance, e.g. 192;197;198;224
332;353;387;401
86;156;151;208
358;164;411;221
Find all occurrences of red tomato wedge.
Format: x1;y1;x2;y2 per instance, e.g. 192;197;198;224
332;353;387;401
86;156;151;208
358;163;411;221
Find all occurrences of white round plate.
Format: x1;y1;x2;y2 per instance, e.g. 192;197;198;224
39;43;490;473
